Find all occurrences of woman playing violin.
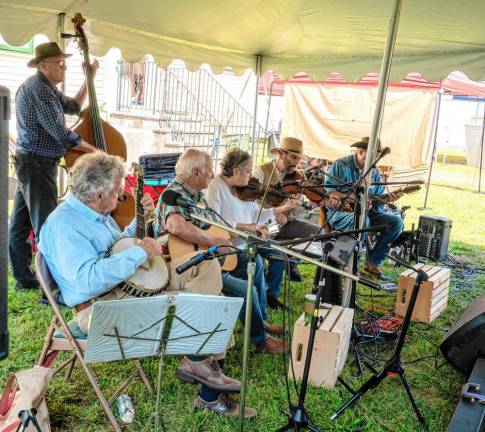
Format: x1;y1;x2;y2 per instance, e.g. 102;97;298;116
206;148;298;310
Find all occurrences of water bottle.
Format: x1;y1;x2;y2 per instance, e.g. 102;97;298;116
117;394;134;423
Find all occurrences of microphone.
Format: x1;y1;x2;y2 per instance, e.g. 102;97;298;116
160;189;208;210
380;146;391;157
175;246;218;274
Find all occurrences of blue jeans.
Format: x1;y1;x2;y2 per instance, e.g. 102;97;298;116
230;253;268;321
258;247;285;299
327;209;403;266
221;271;266;345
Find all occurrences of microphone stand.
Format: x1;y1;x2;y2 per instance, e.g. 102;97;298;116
189;214;381;432
331;253;428;429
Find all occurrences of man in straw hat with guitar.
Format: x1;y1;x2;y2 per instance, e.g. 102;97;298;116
325;137;404;279
9;42;96;291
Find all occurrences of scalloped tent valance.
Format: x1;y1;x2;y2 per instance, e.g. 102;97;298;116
1;0;485;82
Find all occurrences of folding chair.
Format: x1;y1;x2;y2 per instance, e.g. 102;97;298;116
35;253;153;432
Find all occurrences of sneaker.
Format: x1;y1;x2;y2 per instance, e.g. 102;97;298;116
193;394;257;418
266;296;288;310
288;263;303;282
15;280;40;290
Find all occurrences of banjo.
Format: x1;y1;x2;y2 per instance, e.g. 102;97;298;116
110;164;170;296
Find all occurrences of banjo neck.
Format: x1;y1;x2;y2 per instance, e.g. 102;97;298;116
134;163;146;240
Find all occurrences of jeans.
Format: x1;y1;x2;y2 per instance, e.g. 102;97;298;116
327;208;404;266
230;253;268;320
221;271;266;345
258;247;285;299
8;150;58;284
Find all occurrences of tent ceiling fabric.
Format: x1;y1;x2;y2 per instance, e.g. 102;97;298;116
2;0;485;81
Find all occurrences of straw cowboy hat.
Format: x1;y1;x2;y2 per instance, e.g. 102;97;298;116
350;136;383;152
270;137;304;158
27;42;72;68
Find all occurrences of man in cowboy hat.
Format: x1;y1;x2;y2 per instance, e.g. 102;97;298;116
325;137;404;279
9;42;97;291
252;136;322;291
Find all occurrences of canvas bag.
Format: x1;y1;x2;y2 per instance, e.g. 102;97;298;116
0;366;53;432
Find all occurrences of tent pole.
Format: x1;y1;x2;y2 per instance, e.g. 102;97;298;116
475;101;485;194
419;88;443;210
359;0;402;229
0;86;10;361
250;55;262;160
57;13;67;196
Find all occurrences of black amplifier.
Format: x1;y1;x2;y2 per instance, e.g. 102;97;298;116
417;215;452;260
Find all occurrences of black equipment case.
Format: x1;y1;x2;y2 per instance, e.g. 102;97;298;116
448;358;485;431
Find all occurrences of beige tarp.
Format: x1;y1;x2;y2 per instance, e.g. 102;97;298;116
2;1;485;81
282;83;438;169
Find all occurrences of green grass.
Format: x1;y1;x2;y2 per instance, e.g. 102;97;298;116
2;164;485;431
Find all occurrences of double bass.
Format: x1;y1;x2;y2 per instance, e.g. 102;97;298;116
65;13;135;228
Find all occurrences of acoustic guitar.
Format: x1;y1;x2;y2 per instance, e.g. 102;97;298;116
168;226;240;272
340;184;421;212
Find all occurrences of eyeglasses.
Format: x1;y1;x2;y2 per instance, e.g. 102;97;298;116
41;60;66;67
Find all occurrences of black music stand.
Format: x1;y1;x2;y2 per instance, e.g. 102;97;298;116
331;254;428;428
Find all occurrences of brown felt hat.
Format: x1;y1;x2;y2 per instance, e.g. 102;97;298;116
27;42;72;68
270;136;304;158
350;136;383;152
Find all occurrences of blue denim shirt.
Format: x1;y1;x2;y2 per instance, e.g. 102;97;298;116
38;193;147;307
16;72;82;159
325;154;385;213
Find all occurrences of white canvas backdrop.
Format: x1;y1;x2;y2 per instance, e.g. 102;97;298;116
282;83;439;169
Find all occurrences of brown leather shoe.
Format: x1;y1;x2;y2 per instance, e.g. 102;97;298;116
260;335;289;354
264;321;284;335
363;261;390;281
193;394;257;418
176;356;241;393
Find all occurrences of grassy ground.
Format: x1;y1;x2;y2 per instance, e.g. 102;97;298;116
1;164;485;431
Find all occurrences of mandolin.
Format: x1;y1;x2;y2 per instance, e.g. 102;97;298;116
65;13;134;229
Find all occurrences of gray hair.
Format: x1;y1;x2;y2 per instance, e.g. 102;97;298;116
175;149;211;177
69;151;126;203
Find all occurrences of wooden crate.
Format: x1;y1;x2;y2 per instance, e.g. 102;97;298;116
395;263;451;323
289;304;354;388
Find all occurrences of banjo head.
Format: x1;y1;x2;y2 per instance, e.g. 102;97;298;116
110;237;170;295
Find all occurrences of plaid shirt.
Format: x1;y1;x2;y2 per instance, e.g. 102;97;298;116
16;71;82;159
157;176;216;231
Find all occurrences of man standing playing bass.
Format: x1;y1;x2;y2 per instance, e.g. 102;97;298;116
9;42;96;290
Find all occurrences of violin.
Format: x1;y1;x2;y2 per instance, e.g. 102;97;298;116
66;13;135;229
234;177;289;206
280;171;326;204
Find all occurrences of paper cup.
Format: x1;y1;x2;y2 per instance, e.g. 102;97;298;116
304;293;317;325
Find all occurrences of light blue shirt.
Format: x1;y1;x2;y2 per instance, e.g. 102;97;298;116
38;193;147;307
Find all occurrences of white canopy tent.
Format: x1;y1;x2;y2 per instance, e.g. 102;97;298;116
1;0;485;81
2;1;485;427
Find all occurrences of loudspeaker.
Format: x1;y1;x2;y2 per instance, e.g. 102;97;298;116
440;295;485;375
417;215;452;260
